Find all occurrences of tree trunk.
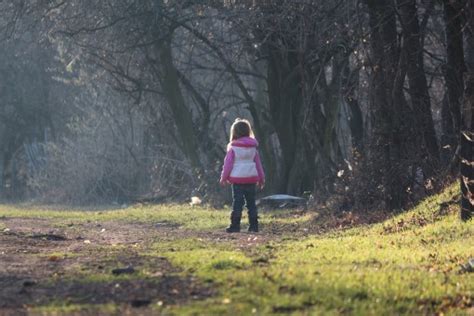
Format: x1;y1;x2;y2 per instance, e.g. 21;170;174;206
158;40;203;171
397;0;440;166
443;0;466;158
267;45;305;194
343;68;364;153
266;47;304;194
366;0;411;209
460;0;474;221
0;150;3;199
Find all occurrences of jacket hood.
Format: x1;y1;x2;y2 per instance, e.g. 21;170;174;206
231;136;259;148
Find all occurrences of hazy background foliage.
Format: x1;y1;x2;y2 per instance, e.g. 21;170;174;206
0;0;472;216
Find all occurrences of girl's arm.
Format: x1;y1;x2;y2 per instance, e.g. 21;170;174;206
254;151;265;184
220;149;235;183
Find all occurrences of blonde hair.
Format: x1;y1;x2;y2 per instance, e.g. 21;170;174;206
228;118;255;145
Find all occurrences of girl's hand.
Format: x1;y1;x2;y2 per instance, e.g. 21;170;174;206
219;179;228;187
258;181;265;190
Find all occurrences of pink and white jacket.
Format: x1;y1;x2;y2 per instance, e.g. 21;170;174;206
220;137;265;184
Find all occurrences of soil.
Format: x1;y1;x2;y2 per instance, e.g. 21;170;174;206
0;217;215;315
0;209;377;315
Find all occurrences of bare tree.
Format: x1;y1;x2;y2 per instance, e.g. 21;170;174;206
442;0;466;158
397;0;440;166
460;0;474;221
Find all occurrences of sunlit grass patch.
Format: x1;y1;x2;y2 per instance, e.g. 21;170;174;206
165;185;473;315
0;203;230;230
58;271;152;284
378;183;460;234
171;249;250;272
248;186;473;314
0;203;316;233
150;237;232;253
265;223;472;313
32;303;119;315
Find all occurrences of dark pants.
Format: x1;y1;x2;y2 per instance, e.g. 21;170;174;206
231;183;258;221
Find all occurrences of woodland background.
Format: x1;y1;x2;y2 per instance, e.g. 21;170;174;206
0;0;473;218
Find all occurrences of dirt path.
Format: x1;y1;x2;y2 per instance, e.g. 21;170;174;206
0;210;320;315
0;217;216;315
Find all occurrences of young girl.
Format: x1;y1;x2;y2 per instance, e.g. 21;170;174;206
220;118;265;233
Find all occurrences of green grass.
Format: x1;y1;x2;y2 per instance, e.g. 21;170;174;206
0;203;229;230
154;185;473;315
3;183;473;315
0;203;313;231
33;303;119;315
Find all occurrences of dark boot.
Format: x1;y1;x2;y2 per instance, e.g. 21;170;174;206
226;216;241;233
248;216;259;233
